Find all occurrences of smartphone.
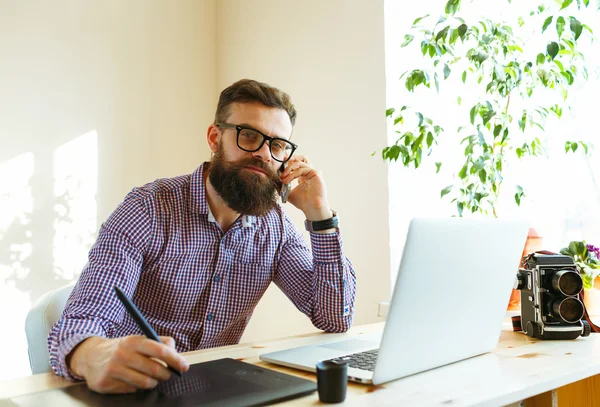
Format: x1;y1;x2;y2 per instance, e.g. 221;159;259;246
279;163;291;203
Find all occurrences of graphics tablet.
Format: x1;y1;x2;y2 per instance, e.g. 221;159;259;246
2;358;317;407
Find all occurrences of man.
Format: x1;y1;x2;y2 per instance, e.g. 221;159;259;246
48;79;356;394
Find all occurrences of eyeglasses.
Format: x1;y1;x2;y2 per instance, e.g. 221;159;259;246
216;123;298;163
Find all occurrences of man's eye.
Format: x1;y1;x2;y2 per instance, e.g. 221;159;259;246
241;130;259;140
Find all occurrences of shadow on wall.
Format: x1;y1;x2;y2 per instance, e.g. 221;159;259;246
0;130;98;379
0;130;97;298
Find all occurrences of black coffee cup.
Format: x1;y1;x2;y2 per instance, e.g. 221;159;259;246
316;360;348;403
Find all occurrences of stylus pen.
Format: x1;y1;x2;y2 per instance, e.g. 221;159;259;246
114;286;182;377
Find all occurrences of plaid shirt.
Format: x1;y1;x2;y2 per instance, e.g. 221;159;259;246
48;163;356;380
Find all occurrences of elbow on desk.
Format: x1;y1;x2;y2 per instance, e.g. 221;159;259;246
313;315;353;333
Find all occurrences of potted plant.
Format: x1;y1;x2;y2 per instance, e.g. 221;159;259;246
560;241;600;316
383;0;597;216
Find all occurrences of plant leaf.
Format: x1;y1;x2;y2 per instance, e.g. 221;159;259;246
412;14;430;26
401;34;414;47
416;112;424;126
542;16;553;32
560;0;574;9
457;24;468;41
457;201;464;216
443;63;451;80
547;41;559;59
445;0;461;15
441;185;453;198
436;26;450;42
435;162;442;173
493;125;502;138
459;163;468;179
536;53;545;65
570;17;583;40
556;16;565;37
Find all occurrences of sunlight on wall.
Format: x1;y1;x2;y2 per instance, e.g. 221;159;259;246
53;130;98;280
0;131;98;380
0;153;35;380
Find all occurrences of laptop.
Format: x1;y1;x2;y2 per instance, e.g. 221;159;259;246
259;217;529;385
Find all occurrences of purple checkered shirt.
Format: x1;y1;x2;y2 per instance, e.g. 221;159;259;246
48;163;356;380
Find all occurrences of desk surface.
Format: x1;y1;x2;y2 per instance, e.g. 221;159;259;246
1;320;600;407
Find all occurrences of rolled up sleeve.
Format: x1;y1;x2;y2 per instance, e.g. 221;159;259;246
47;191;151;380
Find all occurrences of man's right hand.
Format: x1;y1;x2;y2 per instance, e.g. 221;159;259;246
67;335;190;394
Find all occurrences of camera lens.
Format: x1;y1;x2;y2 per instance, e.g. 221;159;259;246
552;297;584;323
551;269;583;296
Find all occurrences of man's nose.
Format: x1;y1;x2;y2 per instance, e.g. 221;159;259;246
252;141;272;162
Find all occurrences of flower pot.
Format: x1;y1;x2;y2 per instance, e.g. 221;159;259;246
507;228;544;311
582;278;600;319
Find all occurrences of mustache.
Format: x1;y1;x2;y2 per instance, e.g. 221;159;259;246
235;157;281;184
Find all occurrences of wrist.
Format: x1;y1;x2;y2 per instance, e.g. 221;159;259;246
303;201;332;221
305;210;338;233
68;336;102;378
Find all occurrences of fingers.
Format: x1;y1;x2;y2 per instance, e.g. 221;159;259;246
124;336;189;373
159;335;176;349
288;155;310;165
281;160;318;184
112;365;159;391
128;353;173;381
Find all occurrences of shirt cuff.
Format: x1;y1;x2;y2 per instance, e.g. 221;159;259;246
309;230;344;263
52;333;99;381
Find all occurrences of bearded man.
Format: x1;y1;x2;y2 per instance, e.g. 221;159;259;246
48;79;356;394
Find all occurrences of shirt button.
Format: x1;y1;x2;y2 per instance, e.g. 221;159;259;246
214;275;220;283
206;313;214;321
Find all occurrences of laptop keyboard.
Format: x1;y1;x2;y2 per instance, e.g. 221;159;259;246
328;349;379;372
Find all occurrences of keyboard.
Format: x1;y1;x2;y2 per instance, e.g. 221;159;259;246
328;349;379;371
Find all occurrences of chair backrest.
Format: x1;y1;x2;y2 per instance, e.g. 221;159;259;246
25;283;75;374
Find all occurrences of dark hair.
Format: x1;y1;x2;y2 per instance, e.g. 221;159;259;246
214;79;297;126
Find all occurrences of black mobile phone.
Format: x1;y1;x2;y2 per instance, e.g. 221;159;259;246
279;163;291;203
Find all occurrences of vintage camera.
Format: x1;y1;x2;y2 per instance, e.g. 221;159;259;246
515;253;591;340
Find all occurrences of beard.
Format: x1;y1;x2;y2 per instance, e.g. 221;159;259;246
208;145;282;216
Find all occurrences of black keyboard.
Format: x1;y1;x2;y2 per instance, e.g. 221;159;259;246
328;349;379;371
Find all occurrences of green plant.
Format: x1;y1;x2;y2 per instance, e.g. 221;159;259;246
383;0;598;217
560;241;600;289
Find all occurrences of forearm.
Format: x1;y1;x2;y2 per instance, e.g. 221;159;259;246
309;231;357;332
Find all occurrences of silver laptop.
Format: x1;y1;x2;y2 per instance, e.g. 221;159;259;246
260;217;529;385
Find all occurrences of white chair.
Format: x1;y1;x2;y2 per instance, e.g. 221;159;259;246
25;283;75;374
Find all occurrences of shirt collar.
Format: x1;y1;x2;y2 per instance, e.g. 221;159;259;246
191;162;256;228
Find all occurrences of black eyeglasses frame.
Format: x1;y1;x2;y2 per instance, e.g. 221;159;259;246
215;122;298;163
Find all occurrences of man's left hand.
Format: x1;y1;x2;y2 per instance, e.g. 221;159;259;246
280;155;333;221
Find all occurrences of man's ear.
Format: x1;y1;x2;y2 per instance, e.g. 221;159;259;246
207;124;220;154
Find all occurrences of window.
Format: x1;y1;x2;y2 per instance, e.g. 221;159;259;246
384;0;600;285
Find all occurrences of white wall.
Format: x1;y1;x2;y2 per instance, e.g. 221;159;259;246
0;0;216;379
215;0;392;342
0;0;391;379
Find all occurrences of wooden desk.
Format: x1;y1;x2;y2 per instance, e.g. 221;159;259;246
1;321;599;406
